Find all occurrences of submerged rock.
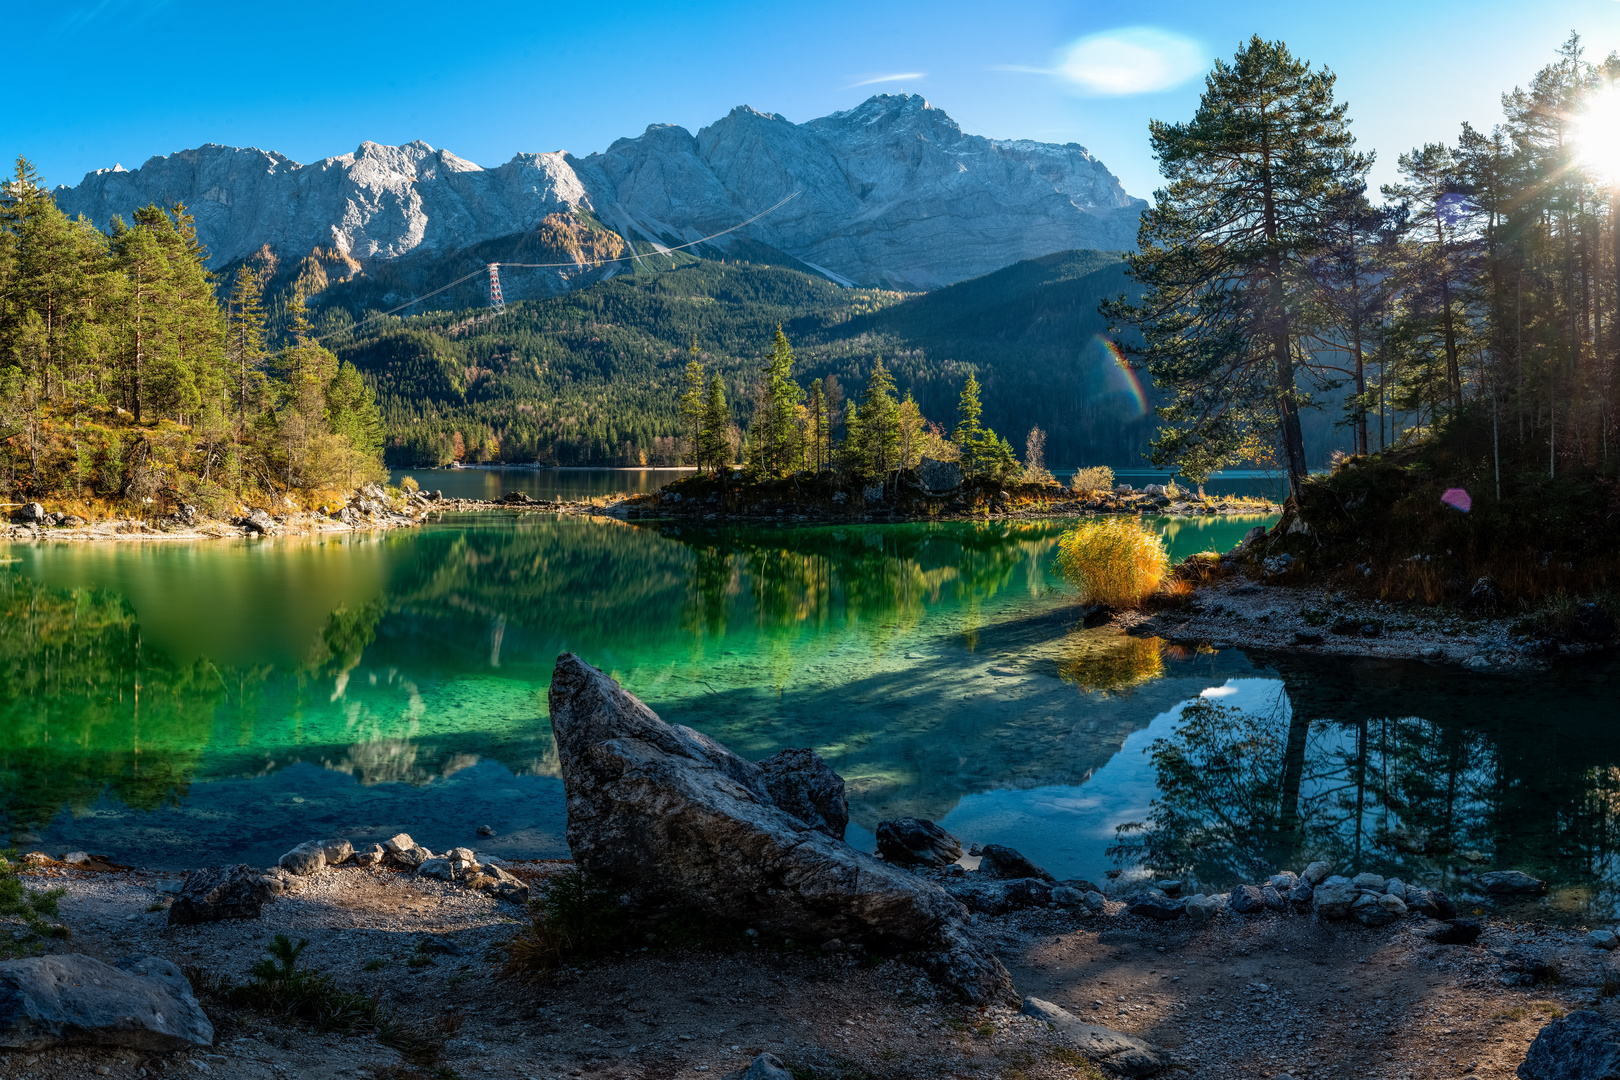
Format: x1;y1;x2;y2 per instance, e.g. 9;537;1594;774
876;818;962;868
167;864;279;925
977;844;1054;882
1476;870;1547;895
0;954;213;1050
1518;1010;1620;1080
548;653;1015;1005
1021;997;1171;1077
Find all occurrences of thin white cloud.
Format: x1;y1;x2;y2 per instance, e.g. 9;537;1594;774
986;64;1056;76
845;72;926;89
1056;27;1205;95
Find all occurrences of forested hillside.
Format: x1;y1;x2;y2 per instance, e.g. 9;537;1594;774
0;159;387;514
333;250;1183;467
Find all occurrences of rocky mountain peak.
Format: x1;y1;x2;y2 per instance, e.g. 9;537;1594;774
55;95;1146;294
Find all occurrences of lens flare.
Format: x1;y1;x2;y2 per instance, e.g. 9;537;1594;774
1095;336;1150;417
1574;84;1620;182
1441;488;1472;513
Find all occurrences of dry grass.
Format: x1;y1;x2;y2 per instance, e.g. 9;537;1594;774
1057;517;1169;609
1068;466;1115;495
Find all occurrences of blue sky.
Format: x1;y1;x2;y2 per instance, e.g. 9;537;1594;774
4;0;1618;201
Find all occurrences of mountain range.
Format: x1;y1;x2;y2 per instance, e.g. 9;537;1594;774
54;95;1145;295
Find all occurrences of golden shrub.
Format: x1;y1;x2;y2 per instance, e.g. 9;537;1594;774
1069;465;1115;494
1057;517;1170;609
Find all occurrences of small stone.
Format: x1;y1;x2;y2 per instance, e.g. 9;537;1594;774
447;847;478;865
1384;877;1407;901
1267;871;1298;891
978;844;1054;882
1585;930;1620;950
1312;876;1358;919
875;819;963;868
491;879;530;905
1184;894;1222;923
476;825;495;837
1260;885;1287;912
276;841;325;877
1125;892;1185;921
351;844;385;868
1288;881;1315;910
1228;884;1268;915
1301;861;1333;885
1083;891;1107;913
1353;892;1399;927
61;852;91;866
742;1053;794;1080
415;935;462;956
1413;918;1482;945
382;833;417;855
415;858;455;882
316;838;353;865
168;865;279;925
1351;872;1388;893
1050;886;1087;909
1378;893;1408;917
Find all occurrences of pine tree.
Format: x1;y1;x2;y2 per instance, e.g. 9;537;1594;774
953;374;986;475
748;326;803;475
855;357;900;476
897;393;925;469
678;358;706;468
806;378;828;473
227;265;268;434
1103;36;1370;498
698;372;731;474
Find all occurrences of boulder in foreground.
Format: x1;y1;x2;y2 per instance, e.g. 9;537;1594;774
167;864;281;925
1021;996;1171;1076
1517;1010;1620;1080
876;818;962;867
547;653;1016;1006
0;954;213;1051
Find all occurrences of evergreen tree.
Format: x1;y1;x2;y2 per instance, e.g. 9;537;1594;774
897;393;925;470
748;325;803;475
806;377;828;472
952;374;986;475
855;357;900;476
1104;36;1371;498
678;343;706;467
227;265;268;434
698;372;731;474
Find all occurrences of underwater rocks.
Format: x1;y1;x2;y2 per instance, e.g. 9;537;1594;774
876;818;962;868
0;954;213;1051
548;652;1016;1006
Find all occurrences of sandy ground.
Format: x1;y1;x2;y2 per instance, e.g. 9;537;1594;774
1124;576;1545;670
7;858;1610;1080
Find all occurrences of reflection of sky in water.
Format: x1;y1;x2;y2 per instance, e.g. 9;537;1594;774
934;678;1285;883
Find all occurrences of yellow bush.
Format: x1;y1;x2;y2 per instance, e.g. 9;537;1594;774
1070;466;1114;494
1057;517;1169;609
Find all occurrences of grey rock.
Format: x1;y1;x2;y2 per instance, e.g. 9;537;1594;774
1384;877;1407;901
1412;917;1482;945
351;845;385;868
1312;876;1359;919
477;825;495;837
1228;885;1268;916
1404;887;1457;921
916;457;963;494
1288;881;1315;910
1301;861;1333;886
1050;886;1086;909
1585;930;1620;950
491;879;530;905
1352;892;1399;928
15;503;47;525
1125;892;1184;921
1517;1010;1620;1080
276;841;325;877
759;749;849;840
382;833;417;855
167;865;277;925
875;818;962;868
1500;948;1558;985
548;652;1015;1005
1083;891;1107;913
978;844;1054;882
415;936;463;956
241;509;274;535
416;858;456;882
0;954;212;1050
446;847;477;865
316;838;353;865
1267;872;1298;892
1184;894;1222;923
944;878;1053;916
1351;872;1388;893
742;1052;795;1080
1467;576;1503;617
61;852;91;866
1020;997;1171;1077
1476;870;1548;895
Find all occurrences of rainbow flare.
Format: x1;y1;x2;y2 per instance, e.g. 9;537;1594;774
1096;336;1150;417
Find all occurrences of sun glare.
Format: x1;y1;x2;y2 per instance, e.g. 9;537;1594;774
1574;85;1620;182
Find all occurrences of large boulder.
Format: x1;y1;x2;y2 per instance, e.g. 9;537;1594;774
1021;997;1171;1077
915;457;963;494
547;653;1015;1005
1518;1011;1620;1080
0;954;213;1050
758;749;849;839
167;864;280;925
876;818;962;868
1312;875;1359;919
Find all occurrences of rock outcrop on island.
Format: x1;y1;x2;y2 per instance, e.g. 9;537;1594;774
546;652;1017;1006
54;95;1143;295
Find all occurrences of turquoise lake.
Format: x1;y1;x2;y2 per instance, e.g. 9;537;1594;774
3;511;1616;919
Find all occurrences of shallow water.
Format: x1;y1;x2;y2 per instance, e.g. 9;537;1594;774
388;466;694;502
3;513;1616;918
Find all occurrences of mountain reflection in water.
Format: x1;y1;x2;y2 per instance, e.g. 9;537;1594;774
2;514;1616;918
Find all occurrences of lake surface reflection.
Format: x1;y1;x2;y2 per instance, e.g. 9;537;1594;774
3;514;1615;918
